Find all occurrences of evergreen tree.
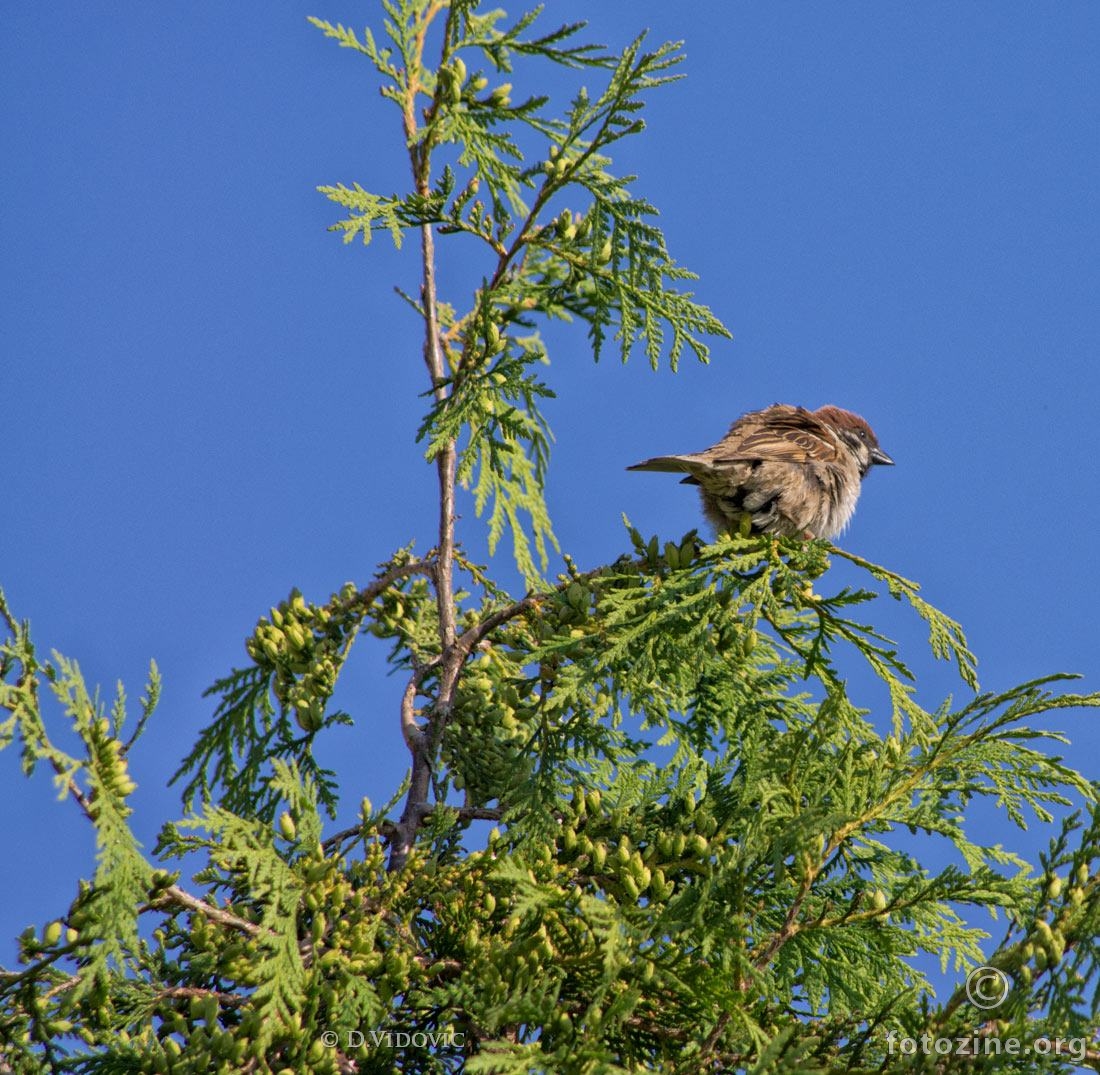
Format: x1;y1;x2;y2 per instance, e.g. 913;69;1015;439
3;4;1099;1072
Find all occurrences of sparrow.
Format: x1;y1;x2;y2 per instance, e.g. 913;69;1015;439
628;403;894;539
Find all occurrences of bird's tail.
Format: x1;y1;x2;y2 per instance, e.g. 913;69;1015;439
626;454;695;473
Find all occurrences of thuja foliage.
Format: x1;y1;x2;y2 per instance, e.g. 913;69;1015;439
2;4;1100;1073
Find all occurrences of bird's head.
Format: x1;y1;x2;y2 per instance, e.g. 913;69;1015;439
815;405;894;477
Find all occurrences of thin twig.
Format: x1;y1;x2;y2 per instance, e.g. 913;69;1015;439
400;674;423;751
340;558;435;614
390;2;460;872
150;884;264;937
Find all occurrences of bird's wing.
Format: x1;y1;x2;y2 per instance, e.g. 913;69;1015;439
627;407;840;473
707;406;840;465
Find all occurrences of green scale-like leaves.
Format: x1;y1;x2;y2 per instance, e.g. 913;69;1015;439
317;7;729;586
3;5;1100;1074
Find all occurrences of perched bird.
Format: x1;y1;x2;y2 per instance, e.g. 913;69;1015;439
628;403;894;539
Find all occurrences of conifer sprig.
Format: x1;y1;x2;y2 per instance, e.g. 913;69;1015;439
2;6;1100;1073
316;3;728;585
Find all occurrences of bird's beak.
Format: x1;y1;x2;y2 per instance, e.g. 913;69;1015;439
871;446;895;466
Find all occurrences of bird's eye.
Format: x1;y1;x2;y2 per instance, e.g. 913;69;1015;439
857;429;867;440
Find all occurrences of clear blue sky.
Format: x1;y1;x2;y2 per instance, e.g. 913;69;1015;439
3;1;1098;994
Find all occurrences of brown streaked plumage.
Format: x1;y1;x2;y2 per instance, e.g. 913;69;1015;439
628;403;894;539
